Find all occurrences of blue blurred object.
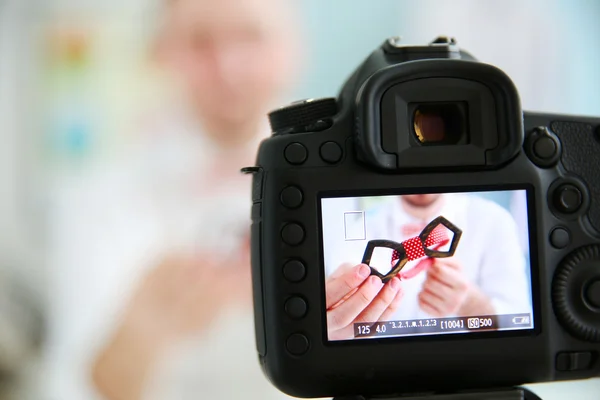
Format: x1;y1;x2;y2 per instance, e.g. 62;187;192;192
295;0;402;100
47;106;95;159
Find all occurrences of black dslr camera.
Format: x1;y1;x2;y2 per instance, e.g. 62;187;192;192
243;37;600;399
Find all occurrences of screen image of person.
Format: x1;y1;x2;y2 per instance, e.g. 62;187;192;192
322;190;533;341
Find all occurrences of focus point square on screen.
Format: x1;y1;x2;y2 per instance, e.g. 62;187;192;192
344;211;366;241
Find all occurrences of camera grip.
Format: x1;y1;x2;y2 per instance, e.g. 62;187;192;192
551;121;600;232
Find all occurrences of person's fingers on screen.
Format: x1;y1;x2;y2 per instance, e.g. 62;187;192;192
377;278;405;322
427;262;452;286
419;261;471;317
418;292;445;317
433;257;461;271
354;276;400;324
329;262;355;280
325;264;371;309
327;262;358;308
327;275;383;332
421;276;453;302
421;288;454;315
428;261;468;292
329;287;359;310
329;279;403;340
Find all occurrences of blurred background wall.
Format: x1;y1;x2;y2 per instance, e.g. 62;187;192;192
298;0;600;114
3;0;600;231
0;0;599;398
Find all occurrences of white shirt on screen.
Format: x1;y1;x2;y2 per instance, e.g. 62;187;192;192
323;193;533;321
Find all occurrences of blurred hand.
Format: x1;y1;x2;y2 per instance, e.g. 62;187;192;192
123;253;250;342
326;264;403;341
418;258;494;317
92;244;250;400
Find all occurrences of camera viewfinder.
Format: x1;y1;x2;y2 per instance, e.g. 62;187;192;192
412;103;468;146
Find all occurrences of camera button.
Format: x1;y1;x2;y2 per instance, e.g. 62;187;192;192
550;227;571;249
556;352;593;371
280;186;303;209
533;136;557;159
585;280;600;309
525;126;561;168
553;184;583;214
281;223;305;246
284;143;308;165
285;296;308;319
286;333;309;356
283;260;306;282
320;141;342;164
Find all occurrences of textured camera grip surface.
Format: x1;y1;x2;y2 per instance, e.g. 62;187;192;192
551;121;600;232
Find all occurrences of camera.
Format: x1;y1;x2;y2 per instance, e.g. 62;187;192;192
243;37;600;398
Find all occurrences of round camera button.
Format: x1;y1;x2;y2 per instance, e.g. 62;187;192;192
280;186;303;209
550;227;571;249
283;260;306;282
286;333;309;356
554;184;583;214
525;126;562;168
284;143;308;165
281;223;305;246
533;136;557;159
585;280;600;309
320;141;342;164
285;296;308;319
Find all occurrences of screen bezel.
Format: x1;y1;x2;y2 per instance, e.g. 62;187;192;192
317;184;541;346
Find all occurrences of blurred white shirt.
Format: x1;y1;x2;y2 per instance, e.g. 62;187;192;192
43;106;292;400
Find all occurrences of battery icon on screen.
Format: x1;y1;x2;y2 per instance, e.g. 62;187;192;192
512;316;530;325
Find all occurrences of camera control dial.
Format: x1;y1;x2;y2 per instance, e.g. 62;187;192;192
586;280;600;309
552;244;600;342
268;98;338;135
553;184;583;214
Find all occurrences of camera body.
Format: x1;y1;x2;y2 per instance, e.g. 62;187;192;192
245;37;600;398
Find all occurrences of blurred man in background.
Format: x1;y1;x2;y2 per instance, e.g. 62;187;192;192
45;0;301;399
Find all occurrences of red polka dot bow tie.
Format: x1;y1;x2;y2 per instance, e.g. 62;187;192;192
361;216;462;283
